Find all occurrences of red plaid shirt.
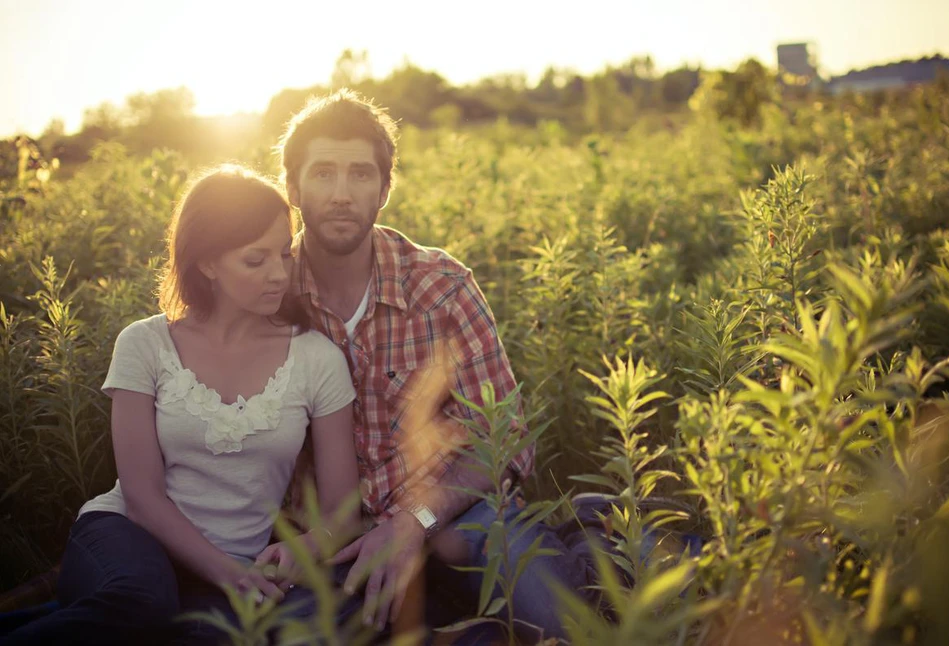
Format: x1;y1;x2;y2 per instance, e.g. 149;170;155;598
291;226;534;521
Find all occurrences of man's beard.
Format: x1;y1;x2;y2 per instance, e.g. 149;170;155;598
301;203;376;256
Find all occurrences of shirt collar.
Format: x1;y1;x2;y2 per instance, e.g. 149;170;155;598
294;226;407;313
371;226;407;311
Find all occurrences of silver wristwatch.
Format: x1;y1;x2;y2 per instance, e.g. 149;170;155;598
407;503;438;537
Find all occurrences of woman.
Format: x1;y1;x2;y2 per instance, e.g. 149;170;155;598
1;165;360;645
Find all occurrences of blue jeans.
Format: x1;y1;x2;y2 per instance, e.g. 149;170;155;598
2;502;604;645
0;511;357;646
425;498;600;644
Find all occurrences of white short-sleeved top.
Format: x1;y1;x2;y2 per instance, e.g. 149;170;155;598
78;313;355;564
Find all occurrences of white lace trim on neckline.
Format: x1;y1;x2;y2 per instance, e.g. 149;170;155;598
157;347;294;455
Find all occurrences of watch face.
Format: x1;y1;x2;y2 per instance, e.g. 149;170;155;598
415;507;437;528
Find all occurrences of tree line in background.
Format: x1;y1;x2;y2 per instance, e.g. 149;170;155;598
4;49;949;644
4;51;809;174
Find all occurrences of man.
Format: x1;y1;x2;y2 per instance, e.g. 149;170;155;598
278;89;592;641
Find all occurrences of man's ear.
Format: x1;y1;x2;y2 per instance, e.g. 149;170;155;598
379;184;391;210
288;182;300;209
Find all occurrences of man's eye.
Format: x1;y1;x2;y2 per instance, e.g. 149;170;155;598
245;259;264;268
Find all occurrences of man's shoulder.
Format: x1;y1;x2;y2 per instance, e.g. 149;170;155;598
375;226;473;311
376;226;468;277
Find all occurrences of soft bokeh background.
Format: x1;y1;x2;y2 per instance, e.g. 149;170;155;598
2;0;948;136
3;2;949;643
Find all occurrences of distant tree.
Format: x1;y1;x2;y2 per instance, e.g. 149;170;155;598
81;101;125;140
661;67;701;105
690;58;777;126
584;72;632;131
262;87;320;137
40;119;66;141
430;103;462;129
125;87;195;126
531;66;564;103
451;91;499;123
472;73;539;125
123;87;199;153
330;49;372;90
374;62;449;125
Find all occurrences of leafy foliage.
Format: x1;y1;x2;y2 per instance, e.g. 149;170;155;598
2;80;949;644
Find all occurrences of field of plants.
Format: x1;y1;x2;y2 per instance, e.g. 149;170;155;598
2;76;949;645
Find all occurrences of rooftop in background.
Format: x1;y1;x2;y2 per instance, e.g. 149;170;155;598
776;42;949;93
825;55;949;94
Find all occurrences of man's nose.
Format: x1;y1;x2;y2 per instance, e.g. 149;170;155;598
331;176;352;204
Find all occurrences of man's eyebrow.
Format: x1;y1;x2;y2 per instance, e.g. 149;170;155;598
305;160;336;170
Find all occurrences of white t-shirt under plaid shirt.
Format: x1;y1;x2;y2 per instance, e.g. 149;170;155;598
78;313;355;564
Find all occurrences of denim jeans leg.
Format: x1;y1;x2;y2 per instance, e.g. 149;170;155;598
0;511;180;646
440;499;596;644
170;562;361;646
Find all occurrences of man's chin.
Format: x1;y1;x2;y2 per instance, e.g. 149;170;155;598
314;234;366;256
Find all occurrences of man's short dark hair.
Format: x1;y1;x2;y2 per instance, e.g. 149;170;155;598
278;89;399;194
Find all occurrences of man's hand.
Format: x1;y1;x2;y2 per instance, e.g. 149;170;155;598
330;511;426;631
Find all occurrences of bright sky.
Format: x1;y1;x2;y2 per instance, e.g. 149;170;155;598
2;0;947;136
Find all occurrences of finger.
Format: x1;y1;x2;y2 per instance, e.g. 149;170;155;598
376;569;398;631
235;576;252;594
342;545;372;596
363;567;385;629
249;571;285;603
259;579;285;602
388;561;412;623
277;547;297;572
389;578;405;623
277;576;294;593
391;550;424;622
255;544;277;567
329;535;366;565
276;552;299;591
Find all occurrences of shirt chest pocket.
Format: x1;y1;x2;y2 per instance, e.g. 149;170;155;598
356;356;429;465
381;353;454;428
382;356;427;418
382;355;459;472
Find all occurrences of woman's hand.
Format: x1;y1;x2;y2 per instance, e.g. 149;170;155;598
254;541;306;592
216;557;286;604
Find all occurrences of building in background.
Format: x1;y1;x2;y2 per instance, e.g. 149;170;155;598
777;43;820;88
825;55;949;95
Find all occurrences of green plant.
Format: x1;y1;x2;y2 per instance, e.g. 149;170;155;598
438;383;562;645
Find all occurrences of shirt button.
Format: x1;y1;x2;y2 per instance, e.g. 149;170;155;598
341;339;348;347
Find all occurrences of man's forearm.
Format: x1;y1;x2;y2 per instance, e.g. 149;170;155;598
410;455;516;530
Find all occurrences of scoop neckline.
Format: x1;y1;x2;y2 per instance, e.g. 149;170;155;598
156;313;297;408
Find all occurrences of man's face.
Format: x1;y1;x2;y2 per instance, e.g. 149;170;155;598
290;138;389;256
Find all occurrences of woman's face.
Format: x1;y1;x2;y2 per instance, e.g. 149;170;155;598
200;214;293;317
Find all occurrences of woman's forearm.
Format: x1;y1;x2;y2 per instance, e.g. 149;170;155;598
127;495;238;586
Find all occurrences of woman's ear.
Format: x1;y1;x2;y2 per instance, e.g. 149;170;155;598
197;260;217;281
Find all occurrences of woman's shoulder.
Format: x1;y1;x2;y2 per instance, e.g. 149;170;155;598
290;330;349;378
115;313;168;345
292;328;342;355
